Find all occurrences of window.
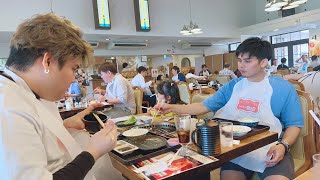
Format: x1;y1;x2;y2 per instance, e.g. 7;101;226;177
274;47;288;66
293;43;309;67
271;30;309;67
229;42;241;52
271;30;309;44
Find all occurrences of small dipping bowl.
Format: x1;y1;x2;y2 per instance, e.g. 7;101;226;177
239;117;259;128
83;113;109;134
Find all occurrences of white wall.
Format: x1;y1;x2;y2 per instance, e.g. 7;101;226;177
0;43;9;58
150;56;173;69
172;55;203;68
204;45;229;56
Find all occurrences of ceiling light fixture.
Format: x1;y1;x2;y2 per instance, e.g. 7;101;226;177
265;0;308;12
179;0;203;35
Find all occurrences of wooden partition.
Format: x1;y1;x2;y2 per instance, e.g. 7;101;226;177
205;54;223;73
223;52;238;71
204;52;237;73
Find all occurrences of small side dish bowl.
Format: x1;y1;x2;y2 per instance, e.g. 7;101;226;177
239;117;259;127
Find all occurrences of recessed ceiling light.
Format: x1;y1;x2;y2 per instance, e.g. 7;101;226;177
145;40;149;42
178;40;181;42
273;29;279;32
105;38;110;41
110;56;115;59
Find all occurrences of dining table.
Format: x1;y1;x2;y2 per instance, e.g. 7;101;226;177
295;166;320;180
109;114;278;180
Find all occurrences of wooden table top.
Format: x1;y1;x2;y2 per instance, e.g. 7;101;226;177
295;166;320;180
110;115;278;180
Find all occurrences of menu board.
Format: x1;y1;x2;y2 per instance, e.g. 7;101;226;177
92;0;111;29
134;0;151;32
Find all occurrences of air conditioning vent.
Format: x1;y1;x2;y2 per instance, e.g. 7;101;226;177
281;8;295;17
107;42;147;49
88;41;99;48
181;42;212;49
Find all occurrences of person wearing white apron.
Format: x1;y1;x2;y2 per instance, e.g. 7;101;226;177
155;37;303;180
0;13;120;180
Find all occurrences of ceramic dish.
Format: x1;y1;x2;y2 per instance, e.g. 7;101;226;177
223;125;252;136
114;140;139;155
116;116;137;127
122;128;149;137
239;117;259;127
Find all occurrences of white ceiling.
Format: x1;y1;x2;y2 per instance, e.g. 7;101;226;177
0;0;320;56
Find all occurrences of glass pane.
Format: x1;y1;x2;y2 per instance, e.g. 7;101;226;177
272;35;281;44
274;47;288;66
300;30;309;39
290;32;300;41
301;43;309;55
293;45;300;55
280;33;290;43
230;44;237;51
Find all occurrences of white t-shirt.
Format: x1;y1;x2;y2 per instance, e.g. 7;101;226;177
131;73;152;95
185;73;205;80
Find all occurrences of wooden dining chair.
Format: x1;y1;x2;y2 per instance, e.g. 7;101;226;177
132;86;143;114
272;72;283;78
278;68;290;75
177;82;191;104
216;75;230;85
252;90;316;179
291;90;316;177
191;94;214;120
288;80;305;91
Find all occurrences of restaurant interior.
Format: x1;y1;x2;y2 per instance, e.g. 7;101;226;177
1;0;320;179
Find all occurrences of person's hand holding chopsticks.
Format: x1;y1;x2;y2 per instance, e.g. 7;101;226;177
85;121;117;161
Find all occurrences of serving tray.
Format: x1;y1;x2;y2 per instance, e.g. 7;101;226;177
212;118;271;140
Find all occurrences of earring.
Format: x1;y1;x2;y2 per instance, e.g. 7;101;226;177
44;69;49;74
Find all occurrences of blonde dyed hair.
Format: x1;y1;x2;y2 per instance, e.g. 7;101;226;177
7;13;92;71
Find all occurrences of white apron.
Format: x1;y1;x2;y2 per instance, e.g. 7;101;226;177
214;77;282;172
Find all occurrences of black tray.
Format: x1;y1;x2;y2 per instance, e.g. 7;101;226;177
109;132;181;165
212;118;271;140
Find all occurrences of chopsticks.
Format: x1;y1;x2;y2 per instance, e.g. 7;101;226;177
167;147;182;166
93;113;106;129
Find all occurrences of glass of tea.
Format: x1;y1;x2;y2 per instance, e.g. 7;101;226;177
174;114;191;147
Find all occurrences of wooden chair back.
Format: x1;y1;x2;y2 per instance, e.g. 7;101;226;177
289;80;305;91
177;82;191;104
291;90;316;177
132;86;143;114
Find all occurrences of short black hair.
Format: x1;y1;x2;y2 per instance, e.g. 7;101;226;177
201;64;207;68
224;64;230;68
122;63;128;68
311;55;318;61
189;68;195;74
281;58;287;63
156;80;181;104
137;66;147;73
236;37;272;61
172;66;180;73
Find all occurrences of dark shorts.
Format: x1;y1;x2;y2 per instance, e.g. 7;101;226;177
221;153;294;180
